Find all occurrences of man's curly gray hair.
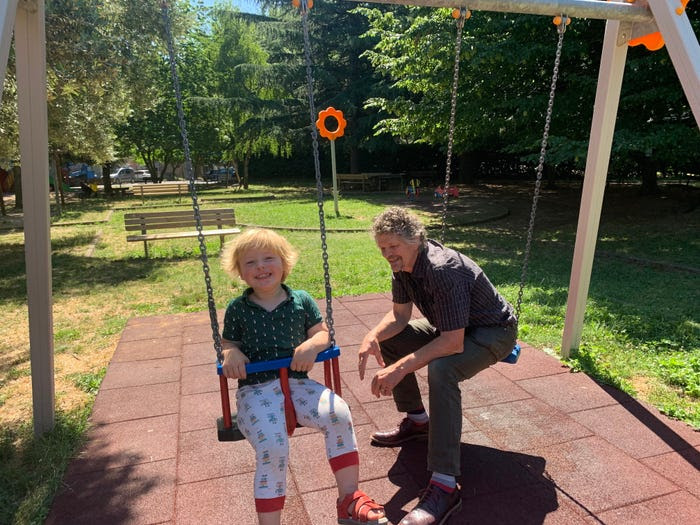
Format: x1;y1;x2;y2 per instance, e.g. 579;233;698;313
371;207;427;246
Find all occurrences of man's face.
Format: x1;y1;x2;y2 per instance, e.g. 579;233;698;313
375;233;420;273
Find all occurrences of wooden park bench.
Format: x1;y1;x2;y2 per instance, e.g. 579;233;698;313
124;208;240;257
130;182;190;204
336;172;403;191
336;173;371;191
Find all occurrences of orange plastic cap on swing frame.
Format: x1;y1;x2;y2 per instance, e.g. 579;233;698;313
451;8;471;19
628;31;665;51
292;0;313;9
316;107;347;141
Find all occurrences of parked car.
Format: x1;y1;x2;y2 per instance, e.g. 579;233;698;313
134;169;152;183
110;167;136;184
67;165;97;186
203;167;235;183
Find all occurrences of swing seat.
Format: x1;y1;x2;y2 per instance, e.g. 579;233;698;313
216;346;341;442
502;344;521;364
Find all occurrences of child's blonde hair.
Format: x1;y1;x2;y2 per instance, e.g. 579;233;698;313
221;228;299;282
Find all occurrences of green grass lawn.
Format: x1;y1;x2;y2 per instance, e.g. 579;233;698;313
0;180;698;524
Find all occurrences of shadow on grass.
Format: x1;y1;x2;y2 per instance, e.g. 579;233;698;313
0;243;162;302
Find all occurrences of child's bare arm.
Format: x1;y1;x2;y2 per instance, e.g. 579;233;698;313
290;321;330;372
221;339;249;379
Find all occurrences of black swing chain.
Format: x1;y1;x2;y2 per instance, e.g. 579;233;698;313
300;1;336;347
161;2;224;365
441;9;467;244
514;16;568;322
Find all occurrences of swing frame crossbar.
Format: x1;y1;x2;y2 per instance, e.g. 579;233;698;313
349;0;653;23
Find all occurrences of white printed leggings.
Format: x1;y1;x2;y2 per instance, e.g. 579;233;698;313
236;377;359;513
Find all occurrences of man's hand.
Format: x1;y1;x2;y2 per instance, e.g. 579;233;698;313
358;333;385;380
221;346;249;379
370;364;404;398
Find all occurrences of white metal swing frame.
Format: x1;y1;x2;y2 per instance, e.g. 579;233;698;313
2;0;698;436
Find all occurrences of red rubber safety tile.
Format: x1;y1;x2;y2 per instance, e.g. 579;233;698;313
182;340;218;367
100;356;181;390
66;414;178;476
356;312;392;330
182;323;217;345
524;436;678;514
46;459;176;525
90;382;180;425
180;390;225;433
340;368;428;406
119;315;186;342
334;324;370;347
181;362;220;395
322;306;359;327
340;298;393;317
595;490;700;524
464;398;593;452
457;443;548;498
175;472;259;525
288;424;403;494
459;367;533;409
570;403;700;459
517;370;631;414
111;334;182;362
493;344;570;381
640;447;700;498
177;427;256;484
461;429;498;448
460;482;592;525
337;293;390;304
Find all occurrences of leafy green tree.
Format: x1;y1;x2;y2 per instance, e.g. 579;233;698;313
359;5;699;187
0;58;18;164
115;99;183;181
197;5;292;188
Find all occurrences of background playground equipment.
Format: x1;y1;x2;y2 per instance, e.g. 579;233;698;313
316;106;346;217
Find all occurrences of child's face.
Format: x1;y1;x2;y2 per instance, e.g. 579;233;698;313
238;247;285;293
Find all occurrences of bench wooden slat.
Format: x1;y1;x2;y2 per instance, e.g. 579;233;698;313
133;183;188;191
123;208;239;257
125;219;234;231
127;228;241;242
125;209;234;219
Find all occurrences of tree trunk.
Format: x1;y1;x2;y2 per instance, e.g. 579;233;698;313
639;156;659;196
544;164;557;189
350;144;360;173
243;155;250;189
51;155;62;218
12;166;22;211
102;164;112;195
0;173;5;215
458;153;478;185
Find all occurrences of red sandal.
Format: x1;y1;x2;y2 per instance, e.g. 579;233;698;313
337;490;388;525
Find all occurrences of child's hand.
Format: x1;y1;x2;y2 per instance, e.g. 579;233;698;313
221;346;249;379
290;345;318;373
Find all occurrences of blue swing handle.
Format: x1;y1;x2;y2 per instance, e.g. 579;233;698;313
217;345;341;375
502;344;521;364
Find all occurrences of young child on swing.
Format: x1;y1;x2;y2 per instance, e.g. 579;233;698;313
220;228;387;525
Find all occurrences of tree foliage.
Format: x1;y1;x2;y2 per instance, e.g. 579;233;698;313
359;5;700;183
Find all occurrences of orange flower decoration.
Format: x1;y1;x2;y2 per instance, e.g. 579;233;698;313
316;107;347;141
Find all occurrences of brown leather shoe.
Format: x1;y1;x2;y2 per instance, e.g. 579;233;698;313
371;418;429;447
399;483;461;525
